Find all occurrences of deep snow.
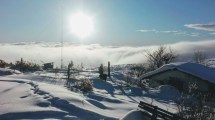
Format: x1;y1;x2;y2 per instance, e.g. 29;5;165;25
0;68;178;119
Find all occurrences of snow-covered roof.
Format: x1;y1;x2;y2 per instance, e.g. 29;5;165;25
140;62;215;84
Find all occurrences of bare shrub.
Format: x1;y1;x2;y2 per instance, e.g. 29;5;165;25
130;64;145;77
193;50;207;64
176;82;215;120
146;45;176;70
74;78;93;92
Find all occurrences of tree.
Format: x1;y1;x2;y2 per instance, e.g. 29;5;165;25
98;64;104;75
146;45;176;70
193;50;207;64
0;59;7;68
98;64;107;81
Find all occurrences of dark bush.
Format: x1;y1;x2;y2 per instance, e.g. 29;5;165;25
99;74;107;80
10;60;41;72
0;59;7;68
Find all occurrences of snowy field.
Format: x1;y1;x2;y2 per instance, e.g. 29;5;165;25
0;68;178;119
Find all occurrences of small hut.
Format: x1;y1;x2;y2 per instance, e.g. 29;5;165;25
43;62;54;70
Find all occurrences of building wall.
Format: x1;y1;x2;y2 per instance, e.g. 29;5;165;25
148;69;209;92
43;63;53;70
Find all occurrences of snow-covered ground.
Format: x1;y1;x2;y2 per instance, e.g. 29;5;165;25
0;68;178;119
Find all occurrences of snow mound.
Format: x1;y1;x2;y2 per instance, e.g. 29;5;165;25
0;68;21;76
120;109;151;120
147;85;181;101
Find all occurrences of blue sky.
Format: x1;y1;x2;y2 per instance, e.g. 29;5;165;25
0;0;215;46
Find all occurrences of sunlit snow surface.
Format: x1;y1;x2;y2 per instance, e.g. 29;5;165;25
0;69;178;119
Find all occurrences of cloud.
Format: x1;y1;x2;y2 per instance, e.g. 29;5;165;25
1;40;215;67
136;29;199;36
136;29;178;33
136;29;157;32
159;30;178;33
0;42;149;67
184;23;215;31
190;33;200;36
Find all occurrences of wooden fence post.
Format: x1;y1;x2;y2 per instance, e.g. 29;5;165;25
108;61;110;78
152;106;158;120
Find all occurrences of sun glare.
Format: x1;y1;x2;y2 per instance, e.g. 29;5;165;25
69;12;94;38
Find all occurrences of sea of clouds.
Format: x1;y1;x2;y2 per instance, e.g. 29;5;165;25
0;40;215;67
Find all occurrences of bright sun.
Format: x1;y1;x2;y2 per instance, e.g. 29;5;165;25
69;12;94;38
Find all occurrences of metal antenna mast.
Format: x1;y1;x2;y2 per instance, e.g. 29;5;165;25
60;5;64;69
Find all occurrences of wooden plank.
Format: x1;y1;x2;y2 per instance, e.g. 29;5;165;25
138;101;186;120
